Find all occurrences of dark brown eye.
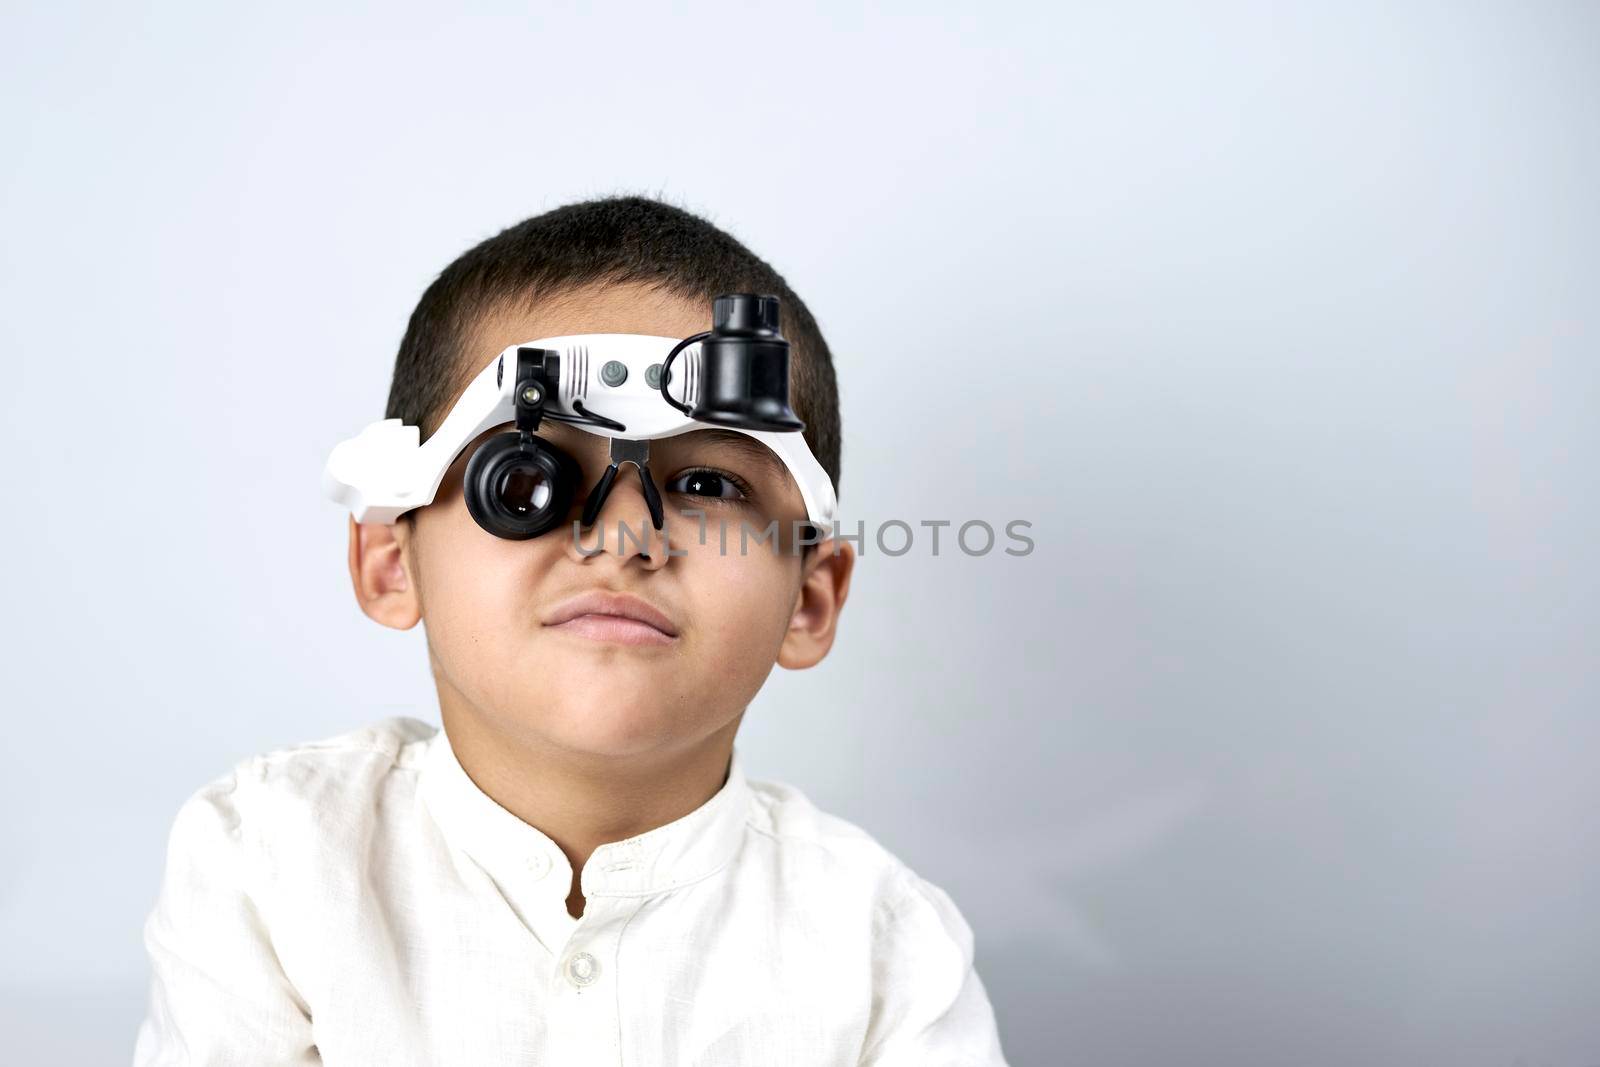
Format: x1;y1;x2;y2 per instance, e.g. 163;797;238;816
666;469;747;500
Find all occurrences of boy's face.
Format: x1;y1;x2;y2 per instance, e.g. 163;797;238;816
348;282;853;763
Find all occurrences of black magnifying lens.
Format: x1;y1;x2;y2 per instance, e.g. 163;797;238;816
462;347;583;540
499;463;553;515
464;430;580;540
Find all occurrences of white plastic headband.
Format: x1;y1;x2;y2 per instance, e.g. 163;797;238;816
322;334;839;527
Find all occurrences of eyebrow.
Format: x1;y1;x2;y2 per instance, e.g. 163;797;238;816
670;428;788;481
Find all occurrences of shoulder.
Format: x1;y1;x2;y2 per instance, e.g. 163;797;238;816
202;714;435;799
246;713;438;767
167;715;438;865
741;773;972;946
743;774;896;873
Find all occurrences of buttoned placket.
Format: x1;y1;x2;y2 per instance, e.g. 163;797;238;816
462;837;645;1066
418;727;753;1066
543;876;646;1065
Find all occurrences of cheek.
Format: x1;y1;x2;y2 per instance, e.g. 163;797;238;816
413;509;548;657
675;534;799;659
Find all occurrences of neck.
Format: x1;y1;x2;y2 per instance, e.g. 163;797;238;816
436;690;740;914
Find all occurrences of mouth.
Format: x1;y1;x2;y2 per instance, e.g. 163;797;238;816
541;590;680;647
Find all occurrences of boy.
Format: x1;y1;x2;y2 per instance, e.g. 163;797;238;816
133;196;1010;1065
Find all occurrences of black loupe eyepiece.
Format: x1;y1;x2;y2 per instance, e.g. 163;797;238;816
464;438;578;540
688;294;805;432
462;347;581;540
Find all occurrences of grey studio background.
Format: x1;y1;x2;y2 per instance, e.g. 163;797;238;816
2;2;1596;1065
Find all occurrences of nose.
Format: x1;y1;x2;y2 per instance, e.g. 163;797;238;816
567;463;671;569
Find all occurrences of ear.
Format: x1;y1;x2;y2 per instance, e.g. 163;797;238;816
777;537;856;670
346;514;422;630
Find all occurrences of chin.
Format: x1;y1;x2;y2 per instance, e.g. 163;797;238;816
531;687;691;759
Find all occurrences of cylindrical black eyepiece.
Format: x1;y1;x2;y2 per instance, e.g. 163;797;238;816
689;294;805;432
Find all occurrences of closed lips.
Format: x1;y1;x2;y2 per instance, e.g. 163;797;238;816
542;591;679;638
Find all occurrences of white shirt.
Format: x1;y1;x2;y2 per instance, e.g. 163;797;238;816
133;716;1010;1065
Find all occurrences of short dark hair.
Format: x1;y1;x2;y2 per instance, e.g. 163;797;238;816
384;193;842;496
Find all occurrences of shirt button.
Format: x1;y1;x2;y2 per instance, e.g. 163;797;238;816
526;852;550;879
565;951;601;988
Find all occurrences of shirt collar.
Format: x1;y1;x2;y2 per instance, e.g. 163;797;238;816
418;723;753;901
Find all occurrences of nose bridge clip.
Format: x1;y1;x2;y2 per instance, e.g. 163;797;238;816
579;437;665;531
